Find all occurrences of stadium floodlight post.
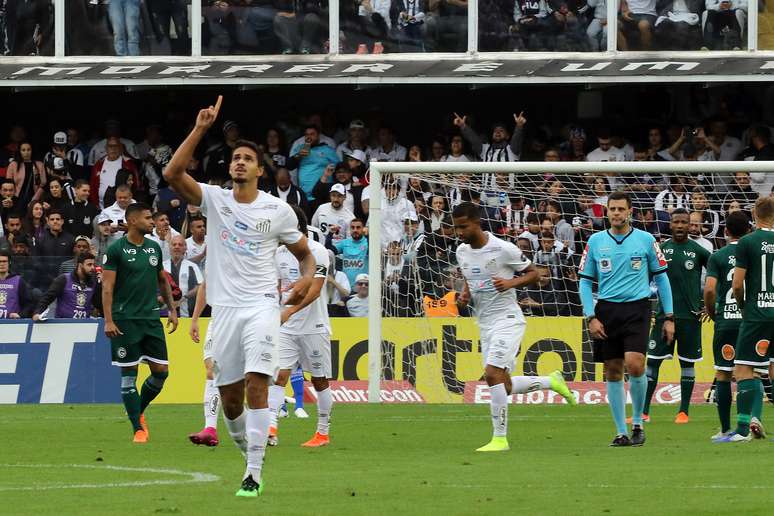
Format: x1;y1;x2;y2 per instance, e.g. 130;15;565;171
366;159;774;403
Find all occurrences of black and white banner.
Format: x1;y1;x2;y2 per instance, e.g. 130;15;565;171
3;56;774;84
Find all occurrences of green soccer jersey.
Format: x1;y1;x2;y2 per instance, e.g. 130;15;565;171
706;242;742;330
103;236;163;320
735;228;774;322
658;238;711;319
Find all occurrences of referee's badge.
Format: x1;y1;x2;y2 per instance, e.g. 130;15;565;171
599;258;612;272
630;256;643;270
685;260;694;270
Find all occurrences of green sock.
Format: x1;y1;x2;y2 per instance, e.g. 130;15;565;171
716;380;732;433
140;371;168;413
121;370;142;432
643;359;662;415
735;378;761;436
751;381;764;421
679;362;696;414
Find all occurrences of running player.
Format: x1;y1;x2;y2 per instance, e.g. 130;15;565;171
452;202;577;452
189;280;220;447
163;96;315;496
102;202;179;443
269;205;334;448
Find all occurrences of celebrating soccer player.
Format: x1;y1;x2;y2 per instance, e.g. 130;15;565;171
269;205;334;448
102;202;179;444
579;191;674;447
642;209;710;424
163;96;315;497
452;202;577;453
703;211;756;440
718;196;774;442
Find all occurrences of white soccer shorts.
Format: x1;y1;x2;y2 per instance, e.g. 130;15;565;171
278;332;332;378
480;322;526;372
209;303;280;387
203;323;214;361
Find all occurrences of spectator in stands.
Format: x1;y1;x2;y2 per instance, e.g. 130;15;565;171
6;141;45;208
586;0;607;51
346;273;370;316
546;0;590;51
269;166;310;214
164;235;203;317
148;0;190;55
44;131;86;183
723;171;758;211
135;124;172;199
519;264;571;316
454;111;524;162
534;230;569;279
274;0;328;54
708;118;743;161
41;178;69;213
511;0;550;51
440;134;471;162
703;0;746;50
652;0;703;50
0;125;26;176
67;128;90;164
478;0;513;51
289;125;340;201
391;0;426;52
260;128;288;182
689;211;714;252
586;130;626;162
369;126;408;162
9;234;37;284
102;184;135;243
689;187;720;240
424;0;467;53
35;209;74;258
740;125;774;161
313;162;362;215
57;235;92;275
185;216;207;271
618;0;657;50
0;252;34;318
204;120;240;182
107;0;141;56
2;213;23;248
89;137;139;209
91;213;113;265
381;180;418;245
312;184;356;245
326;249;351;316
62;180;98;239
149;212;181;262
546;199;574;251
427;195;447;232
88;120;136;166
330;218;369;289
654;174;691;217
22;200;45;248
154;182;187;232
337;120;369;159
633;205;663;237
0;179;21;224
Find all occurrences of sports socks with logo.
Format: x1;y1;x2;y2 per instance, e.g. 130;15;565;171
268;384;286;429
489;383;508;437
245;407;270;483
607;380;627;436
316;387;333;435
140;370;168;413
204;379;220;429
120;369;142;432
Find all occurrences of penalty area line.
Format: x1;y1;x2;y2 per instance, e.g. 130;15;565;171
0;464;220;491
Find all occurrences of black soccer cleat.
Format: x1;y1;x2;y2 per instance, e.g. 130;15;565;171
631;425;646;446
609;434;632;447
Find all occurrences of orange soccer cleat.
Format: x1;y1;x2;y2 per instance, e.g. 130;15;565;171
133;429;148;443
301;432;329;448
674;412;690;424
626;414;650;424
268;426;278;447
140;414;149;438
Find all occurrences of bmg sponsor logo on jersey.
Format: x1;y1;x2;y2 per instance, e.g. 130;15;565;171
219;226;261;255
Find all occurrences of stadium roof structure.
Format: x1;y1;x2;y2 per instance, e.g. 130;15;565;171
4;52;774;87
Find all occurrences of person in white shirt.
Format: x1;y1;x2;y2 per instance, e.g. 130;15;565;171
185;216;207;271
587;132;627;162
346;273;370;316
441;135;471;162
148;212;181;262
268;205;335;448
162;96;316;497
336;120;369;159
88;119;137;166
453;202;576;452
381;181;417;247
163;235;203;317
102;185;136;244
311;183;355;245
689;211;715;252
367;126;407;162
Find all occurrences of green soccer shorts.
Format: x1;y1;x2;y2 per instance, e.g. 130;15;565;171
647;318;703;362
712;327;740;372
110;319;168;367
734;321;774;368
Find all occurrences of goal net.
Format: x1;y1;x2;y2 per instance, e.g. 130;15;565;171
365;160;774;404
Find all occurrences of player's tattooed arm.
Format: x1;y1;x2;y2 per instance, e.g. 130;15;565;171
158;269;179;334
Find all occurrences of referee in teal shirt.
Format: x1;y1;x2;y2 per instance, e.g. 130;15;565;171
579;191;675;447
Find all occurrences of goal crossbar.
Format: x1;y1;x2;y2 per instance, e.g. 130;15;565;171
366;159;774;402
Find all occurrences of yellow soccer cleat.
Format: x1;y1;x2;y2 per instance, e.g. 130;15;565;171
550;370;577;406
476;436;509;452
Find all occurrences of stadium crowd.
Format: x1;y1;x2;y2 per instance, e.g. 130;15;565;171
0;0;749;57
1;105;773;319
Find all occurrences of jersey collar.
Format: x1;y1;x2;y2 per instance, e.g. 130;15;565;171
606;228;634;245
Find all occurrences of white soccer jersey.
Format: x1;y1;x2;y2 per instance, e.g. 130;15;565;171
276;239;331;335
199;184;302;307
311;203;354;244
456;232;531;328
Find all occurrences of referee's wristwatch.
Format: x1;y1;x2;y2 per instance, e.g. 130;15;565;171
663;313;675;322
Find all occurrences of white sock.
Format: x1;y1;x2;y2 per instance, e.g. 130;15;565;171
245;407;270;482
268;385;285;429
204;379;220;430
510;376;551;394
316;387;333;436
489;383;508;438
224;410;247;457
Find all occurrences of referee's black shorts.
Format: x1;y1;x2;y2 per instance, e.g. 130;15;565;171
592;298;651;363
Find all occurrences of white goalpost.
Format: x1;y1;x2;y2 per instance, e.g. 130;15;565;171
367;160;774;403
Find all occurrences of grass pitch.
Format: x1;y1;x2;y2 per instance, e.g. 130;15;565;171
0;403;770;515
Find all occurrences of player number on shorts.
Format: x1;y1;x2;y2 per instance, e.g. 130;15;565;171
761;255;774;290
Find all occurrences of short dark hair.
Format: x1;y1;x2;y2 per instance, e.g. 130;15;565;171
1;178;15;187
751;125;771;142
671;208;690;218
78;251;95;264
74;179;89;189
452;202;481;222
233;139;260;158
304;125;320;134
116;184;132;195
151;211;167;221
540;231;555;240
546;200;562;213
350;218;365;227
125;202;152;220
725;211;750;239
47;208;64;219
607;191;631;208
526;212;540;224
290;205;308;235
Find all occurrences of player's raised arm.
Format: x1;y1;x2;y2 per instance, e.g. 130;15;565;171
163;96;223;206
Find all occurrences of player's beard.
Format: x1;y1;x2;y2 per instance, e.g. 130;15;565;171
233;177;247;184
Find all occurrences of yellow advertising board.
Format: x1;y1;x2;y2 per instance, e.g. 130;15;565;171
148;317;718;404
